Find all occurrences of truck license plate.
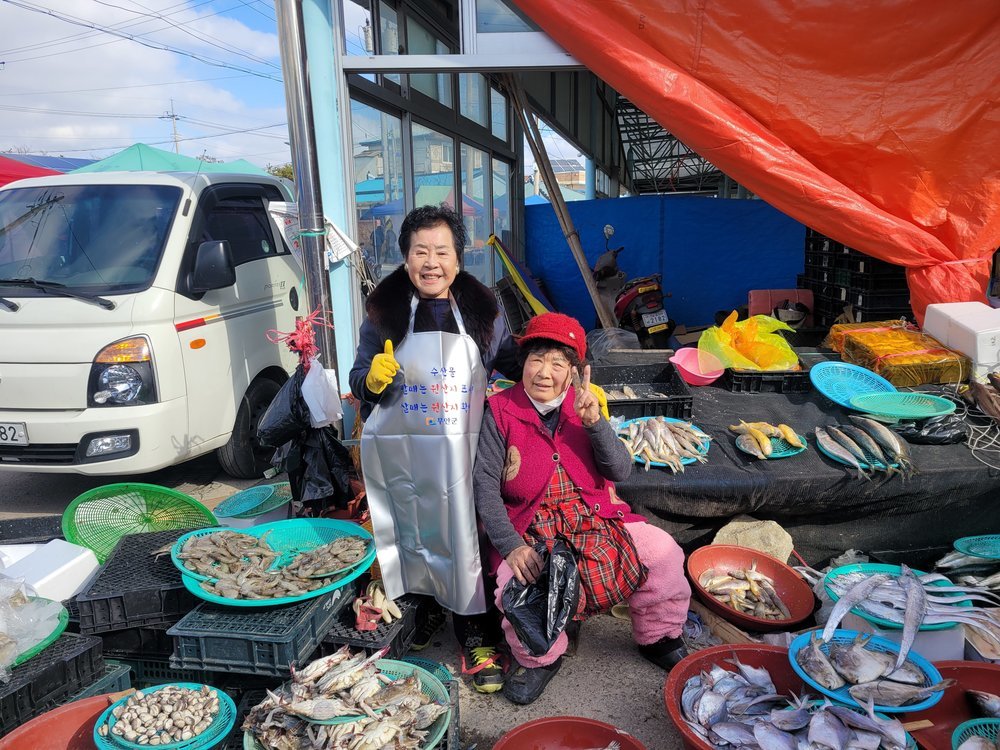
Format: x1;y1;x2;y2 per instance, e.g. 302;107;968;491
641;310;668;328
0;423;28;446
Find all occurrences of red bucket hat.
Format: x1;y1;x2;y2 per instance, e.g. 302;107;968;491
518;313;587;361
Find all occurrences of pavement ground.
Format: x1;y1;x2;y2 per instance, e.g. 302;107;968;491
0;458;687;748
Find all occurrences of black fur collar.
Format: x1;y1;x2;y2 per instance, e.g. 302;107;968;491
365;265;498;354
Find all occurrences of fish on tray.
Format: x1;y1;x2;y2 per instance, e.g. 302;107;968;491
679;659;911;749
816;417;916;479
698;562;792;621
729;421;804;459
616;416;710;473
957;737;1000;750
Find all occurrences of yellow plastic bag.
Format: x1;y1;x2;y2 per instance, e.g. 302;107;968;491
699;312;799;371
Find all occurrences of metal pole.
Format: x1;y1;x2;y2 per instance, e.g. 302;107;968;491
274;0;338;370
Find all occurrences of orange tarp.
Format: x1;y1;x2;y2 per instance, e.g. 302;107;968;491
515;0;1000;322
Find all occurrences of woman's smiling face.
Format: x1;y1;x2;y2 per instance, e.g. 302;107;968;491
523;347;574;402
405;222;459;299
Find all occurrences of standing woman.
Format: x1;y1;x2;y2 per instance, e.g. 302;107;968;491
349;205;519;693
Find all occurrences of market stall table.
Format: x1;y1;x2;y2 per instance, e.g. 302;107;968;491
617;385;1000;566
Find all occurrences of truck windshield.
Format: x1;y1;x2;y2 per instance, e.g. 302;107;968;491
0;184;181;295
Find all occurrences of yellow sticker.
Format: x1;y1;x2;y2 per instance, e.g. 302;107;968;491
638;285;657;294
648;323;668;334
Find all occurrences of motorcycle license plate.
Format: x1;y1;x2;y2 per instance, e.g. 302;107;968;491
0;422;28;446
641;310;668;328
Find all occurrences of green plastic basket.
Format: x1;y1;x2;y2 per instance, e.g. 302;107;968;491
213;486;276;519
241;659;451;749
10;598;68;668
736;433;807;459
183;518;375;607
849;392;956;419
62;483;217;563
952;719;1000;749
954;534;1000;560
94;682;236;750
170;527;280;582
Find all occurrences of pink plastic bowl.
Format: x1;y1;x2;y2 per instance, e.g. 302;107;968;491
669;348;724;386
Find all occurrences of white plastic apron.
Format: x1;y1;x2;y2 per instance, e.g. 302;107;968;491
361;295;488;615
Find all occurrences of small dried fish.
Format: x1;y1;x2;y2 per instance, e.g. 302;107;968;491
698;562;791;621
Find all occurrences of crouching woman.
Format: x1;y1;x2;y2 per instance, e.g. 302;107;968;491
473;312;692;705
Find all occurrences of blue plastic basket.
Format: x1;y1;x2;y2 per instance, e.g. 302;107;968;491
823;563;972;631
954;534;1000;561
788;629;945;714
617;417;710;468
183;519;375;607
952;719;1000;749
809;361;897;408
170;527;280;583
736;433;807;459
212;486;276;519
93;682;237;750
849;392;956;420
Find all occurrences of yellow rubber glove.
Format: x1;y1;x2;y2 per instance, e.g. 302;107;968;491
588;382;610;421
365;340;400;394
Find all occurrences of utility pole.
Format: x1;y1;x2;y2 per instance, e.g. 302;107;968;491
160;99;180;154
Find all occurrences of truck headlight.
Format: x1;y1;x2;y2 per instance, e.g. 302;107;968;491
88;337;158;407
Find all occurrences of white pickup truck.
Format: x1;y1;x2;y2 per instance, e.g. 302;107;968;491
0;171;303;477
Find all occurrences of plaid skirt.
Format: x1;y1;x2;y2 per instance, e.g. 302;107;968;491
523;465;649;618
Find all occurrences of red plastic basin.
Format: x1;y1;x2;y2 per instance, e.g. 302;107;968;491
664;644;800;750
493;716;647;750
669;348;724;386
905;660;1000;750
686;544;816;632
0;694;112;750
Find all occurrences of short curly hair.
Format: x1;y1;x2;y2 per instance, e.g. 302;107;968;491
398;204;467;262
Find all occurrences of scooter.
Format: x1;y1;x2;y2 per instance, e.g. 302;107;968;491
592;225;674;349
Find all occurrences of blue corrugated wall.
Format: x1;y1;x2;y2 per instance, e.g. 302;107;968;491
525;195;806;328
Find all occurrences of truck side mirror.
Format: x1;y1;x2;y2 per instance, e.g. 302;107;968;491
191;240;236;292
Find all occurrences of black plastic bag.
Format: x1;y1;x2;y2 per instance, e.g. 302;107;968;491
893;414;967;445
501;539;580;656
257;366;309;447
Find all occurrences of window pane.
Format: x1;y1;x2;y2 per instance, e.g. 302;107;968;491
459;73;489;127
352;99;404;278
378;2;401;87
343;0;375;82
412;123;455;216
461;143;490;285
476;0;539;33
490;88;507;141
492;158;511;249
407;17;452;107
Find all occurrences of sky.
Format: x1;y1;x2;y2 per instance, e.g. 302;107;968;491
0;0;582;174
0;0;291;168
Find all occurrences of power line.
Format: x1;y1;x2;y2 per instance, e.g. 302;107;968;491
27;120;289;153
0;103;163;118
0;74;251;97
236;0;274;22
2;0;283;81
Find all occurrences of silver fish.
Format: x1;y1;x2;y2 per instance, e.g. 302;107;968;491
754;721;798;750
726;656;776;693
769;693;812;731
710;721;757;746
848;678;954;707
696;689;729;726
840;425;892;471
895;564;927;669
822;573;892;641
846;730;884;750
808;708;850;750
798;633;846;690
827;425;868;463
969;689;1000;718
956;738;997;750
861;697;909;750
815;427;868;479
849;415;913;472
828;635;890;684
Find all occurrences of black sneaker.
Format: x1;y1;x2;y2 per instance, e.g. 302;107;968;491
410;605;447;652
502;657;562;705
637;635;688;671
461;639;505;694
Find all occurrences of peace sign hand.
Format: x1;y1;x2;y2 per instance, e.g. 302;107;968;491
573;364;601;427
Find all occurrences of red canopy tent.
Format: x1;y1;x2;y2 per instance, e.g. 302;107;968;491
0;155;58;187
515;0;1000;323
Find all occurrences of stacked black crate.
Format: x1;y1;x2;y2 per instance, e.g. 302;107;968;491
798;229;912;326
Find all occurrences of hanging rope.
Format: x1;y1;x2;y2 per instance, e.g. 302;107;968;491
266;308;334;371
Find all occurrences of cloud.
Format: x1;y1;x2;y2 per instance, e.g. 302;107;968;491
0;0;290;167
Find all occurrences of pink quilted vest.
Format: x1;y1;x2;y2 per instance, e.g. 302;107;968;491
487;383;645;542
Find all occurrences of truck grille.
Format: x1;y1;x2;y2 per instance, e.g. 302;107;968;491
0;443;77;464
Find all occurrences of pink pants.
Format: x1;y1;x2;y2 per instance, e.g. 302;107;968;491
495;521;691;668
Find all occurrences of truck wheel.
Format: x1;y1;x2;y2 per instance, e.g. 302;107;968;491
217;377;281;479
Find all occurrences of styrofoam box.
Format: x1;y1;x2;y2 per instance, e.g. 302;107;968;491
841;611;966;663
0;544;42;570
0;539;100;601
924;301;1000;378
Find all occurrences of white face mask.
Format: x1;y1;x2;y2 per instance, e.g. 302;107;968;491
527;390;568;415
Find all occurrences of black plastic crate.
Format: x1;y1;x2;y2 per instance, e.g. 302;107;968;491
719;358;812;394
589;363;694;420
76;529;199;634
846;252;900;275
220;689;268;750
321;594;419;660
849;269;907;291
101;623;174;659
0;633;104;736
805;236;844;253
63;597;81;634
804;250;850;271
68;660;132;701
845;288;911;310
169;587;352;677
